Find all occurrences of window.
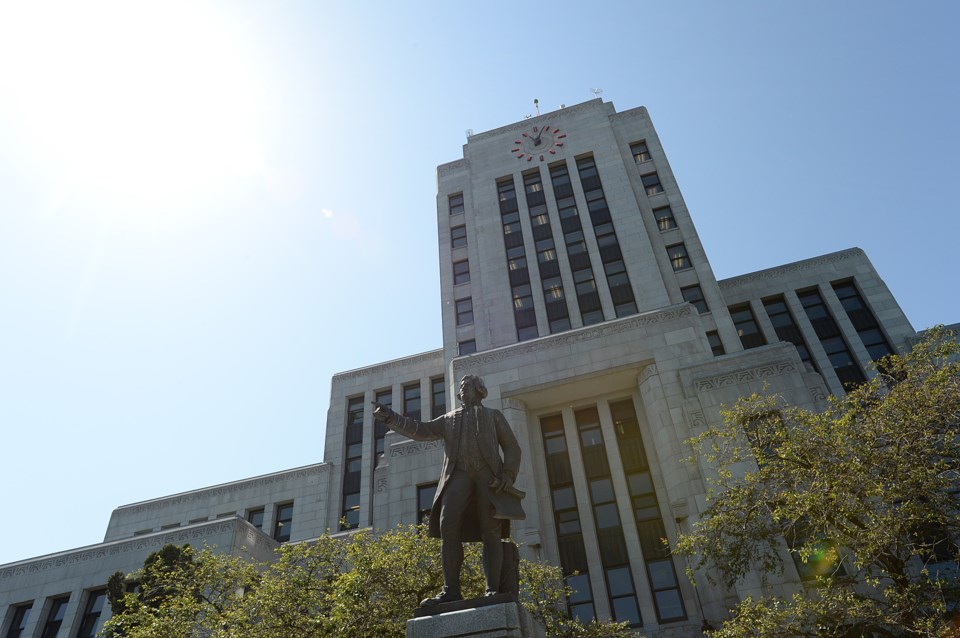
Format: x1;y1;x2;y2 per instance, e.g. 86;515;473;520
374;389;392;465
341;397;363;530
521;170;570;334
630;141;651;163
40;596;69;638
729;304;766;349
450;225;467;249
75;590;107;638
417;483;438;524
458;339;476;355
498;177;539;342
798;289;866;389
706;331;725;356
452;260;470;285
666;244;691;271
832;280;894;361
247;508;264;530
448;192;464;215
455;297;473;326
680;285;708;314
430;377;446;419
403;383;421;419
575;406;643;627
576;156;637;318
5;603;32;638
652;206;676;231
641;172;664;196
610;399;687;623
540;414;595;622
763;297;818;372
274;502;293;542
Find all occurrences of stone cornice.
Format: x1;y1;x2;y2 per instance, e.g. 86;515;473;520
437;158;468;178
455;306;692;372
333;349;444;382
718;248;865;290
115;464;331;515
0;520;275;579
693;361;798;392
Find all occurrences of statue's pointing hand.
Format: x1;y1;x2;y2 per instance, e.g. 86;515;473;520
371;402;393;422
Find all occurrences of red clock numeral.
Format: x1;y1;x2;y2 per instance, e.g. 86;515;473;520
556;134;566;139
511;148;520;152
527;156;533;162
549;150;556;154
539;155;544;161
533;126;538;132
522;133;528;137
555;143;564;147
517;153;525;158
553;128;560;134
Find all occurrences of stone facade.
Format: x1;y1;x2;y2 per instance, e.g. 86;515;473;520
0;100;941;637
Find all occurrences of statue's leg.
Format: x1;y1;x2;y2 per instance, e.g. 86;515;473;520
436;470;471;600
475;471;503;595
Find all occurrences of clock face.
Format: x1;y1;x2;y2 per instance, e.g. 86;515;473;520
511;125;566;162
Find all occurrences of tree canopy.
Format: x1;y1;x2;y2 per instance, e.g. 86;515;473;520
676;327;960;637
103;524;631;638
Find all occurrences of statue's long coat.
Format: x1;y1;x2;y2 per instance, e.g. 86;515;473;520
384;405;524;541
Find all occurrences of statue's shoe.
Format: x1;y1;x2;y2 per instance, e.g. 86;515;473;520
420;589;463;606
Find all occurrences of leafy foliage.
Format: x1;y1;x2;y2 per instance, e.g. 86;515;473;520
103;525;632;637
676;328;960;637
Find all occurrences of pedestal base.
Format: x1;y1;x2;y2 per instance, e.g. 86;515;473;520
406;600;543;638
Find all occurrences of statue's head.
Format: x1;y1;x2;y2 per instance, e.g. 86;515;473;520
458;375;487;406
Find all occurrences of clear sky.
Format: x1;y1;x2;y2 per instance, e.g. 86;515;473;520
0;1;957;566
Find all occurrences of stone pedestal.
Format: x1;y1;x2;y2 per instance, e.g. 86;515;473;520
406;599;544;638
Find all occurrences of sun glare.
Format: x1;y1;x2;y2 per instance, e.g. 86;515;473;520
0;2;267;219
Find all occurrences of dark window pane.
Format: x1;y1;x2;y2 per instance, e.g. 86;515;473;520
612;596;642;626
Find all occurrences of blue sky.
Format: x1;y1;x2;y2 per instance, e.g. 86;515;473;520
0;1;956;566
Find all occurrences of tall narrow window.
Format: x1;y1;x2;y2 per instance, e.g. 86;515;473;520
652;206;676;231
430;377;446;419
455;298;474;326
403;383;421;419
498;177;539;341
630;141;651;163
452;260;470;286
274;502;293;542
666;243;691;271
706;331;725;356
540;414;596;624
798;289;866;389
341;397;363;530
75;590;107;638
523;170;570;333
576;156;637;317
832;280;894;361
247;507;264;530
575;407;642;627
374;389;392;466
458;339;476;355
729;304;766;349
5;603;32;638
641;172;664;196
40;596;69;638
763;297;818;372
450;225;467;249
680;285;708;314
610;399;687;623
448;192;464;215
417;483;438;525
549;161;604;325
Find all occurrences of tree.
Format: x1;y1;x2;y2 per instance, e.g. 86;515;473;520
102;525;631;638
676;327;960;637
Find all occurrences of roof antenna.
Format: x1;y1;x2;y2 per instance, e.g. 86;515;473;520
534;98;540;116
591;87;603;99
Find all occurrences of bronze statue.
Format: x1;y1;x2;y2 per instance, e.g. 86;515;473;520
373;374;525;605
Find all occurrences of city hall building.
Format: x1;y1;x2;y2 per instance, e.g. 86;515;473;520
1;99;929;637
